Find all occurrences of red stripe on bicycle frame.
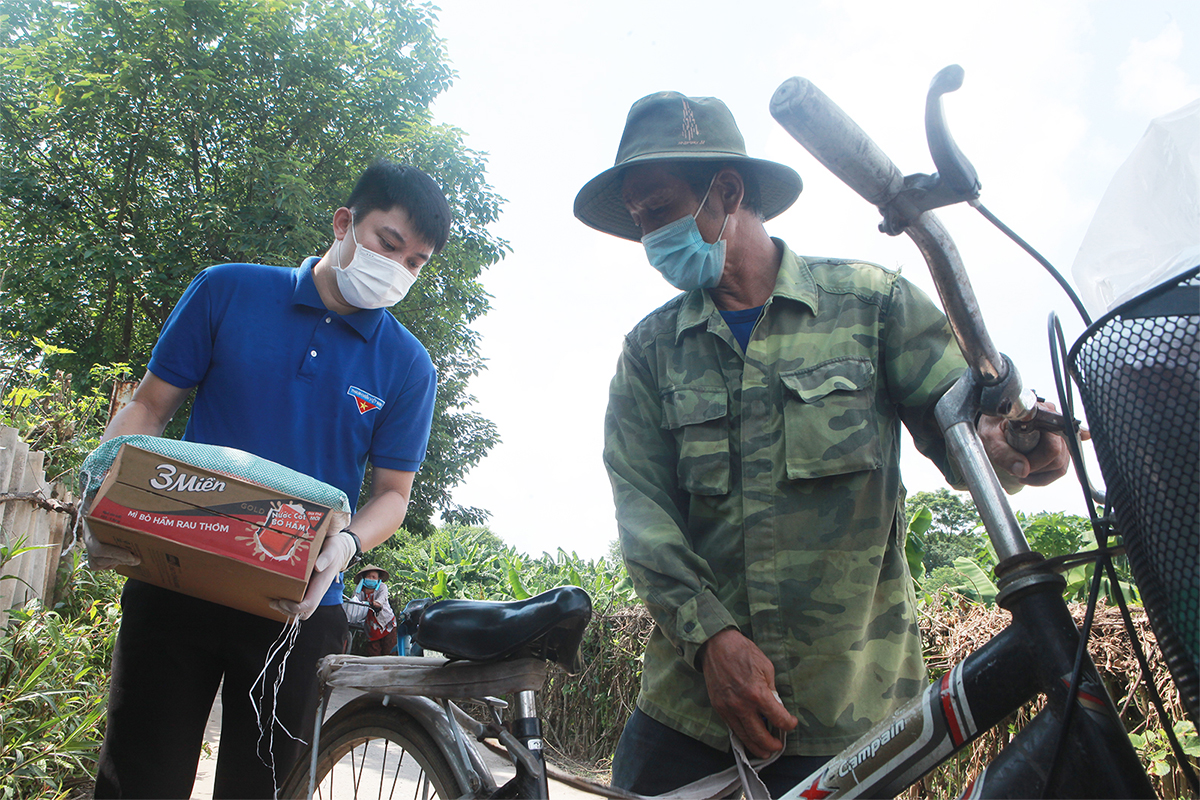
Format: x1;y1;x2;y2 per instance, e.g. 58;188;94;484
1061;677;1107;713
940;672;966;747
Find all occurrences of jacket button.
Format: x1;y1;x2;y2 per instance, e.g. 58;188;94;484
684;621;696;633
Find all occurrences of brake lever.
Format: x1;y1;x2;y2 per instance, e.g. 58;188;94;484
1002;404;1078;454
926;65;981;196
877;65;983;235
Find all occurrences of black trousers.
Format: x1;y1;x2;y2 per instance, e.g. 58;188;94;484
611;708;831;798
94;580;347;799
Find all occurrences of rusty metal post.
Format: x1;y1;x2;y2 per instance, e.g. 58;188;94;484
107;380;139;425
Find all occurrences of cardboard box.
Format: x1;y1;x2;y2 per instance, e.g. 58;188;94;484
87;444;347;621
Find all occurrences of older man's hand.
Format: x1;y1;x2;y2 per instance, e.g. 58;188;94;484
699;628;798;759
977;401;1083;487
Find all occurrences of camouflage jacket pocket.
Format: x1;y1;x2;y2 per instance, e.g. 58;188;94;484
780;358;882;480
661;387;730;496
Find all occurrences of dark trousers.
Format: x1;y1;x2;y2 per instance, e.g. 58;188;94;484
612;708;831;798
364;627;398;657
94;580;347;799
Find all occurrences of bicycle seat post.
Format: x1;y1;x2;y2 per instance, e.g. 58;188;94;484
511;689;550;799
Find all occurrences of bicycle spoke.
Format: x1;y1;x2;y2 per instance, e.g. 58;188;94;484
352;744;361;795
389;747;402;800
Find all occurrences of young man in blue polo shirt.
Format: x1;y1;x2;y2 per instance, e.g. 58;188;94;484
88;162;450;798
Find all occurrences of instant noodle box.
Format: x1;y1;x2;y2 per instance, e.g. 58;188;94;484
87;444;345;622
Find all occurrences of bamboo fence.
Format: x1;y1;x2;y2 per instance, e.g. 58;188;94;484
0;424;75;628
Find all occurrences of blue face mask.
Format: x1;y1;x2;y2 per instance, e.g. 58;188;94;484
641;179;729;291
361;578;380;591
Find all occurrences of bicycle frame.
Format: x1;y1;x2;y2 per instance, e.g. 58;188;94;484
768;72;1156;798
777;372;1153;798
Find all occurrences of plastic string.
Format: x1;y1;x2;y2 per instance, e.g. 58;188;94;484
67;466;97;554
250;615;303;799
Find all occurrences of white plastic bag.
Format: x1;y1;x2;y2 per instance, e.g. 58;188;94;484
1072;98;1200;317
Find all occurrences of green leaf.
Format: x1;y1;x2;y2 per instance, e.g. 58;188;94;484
906;506;931;582
506;565;530;600
952;557;998;604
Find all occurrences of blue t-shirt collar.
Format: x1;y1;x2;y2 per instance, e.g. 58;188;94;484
296;257;385;340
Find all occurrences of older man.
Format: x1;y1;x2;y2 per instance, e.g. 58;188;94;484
574;92;1071;795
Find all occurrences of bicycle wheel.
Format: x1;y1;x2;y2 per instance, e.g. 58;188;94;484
280;696;466;799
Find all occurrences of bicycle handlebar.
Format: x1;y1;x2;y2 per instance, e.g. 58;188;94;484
770;74;1039;428
769;77;905;209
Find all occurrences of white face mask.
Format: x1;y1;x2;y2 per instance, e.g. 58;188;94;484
334;222;417;309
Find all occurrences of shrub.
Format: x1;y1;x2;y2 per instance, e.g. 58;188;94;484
0;336;131;483
0;553;122;798
371;525;635;611
540;606;652;768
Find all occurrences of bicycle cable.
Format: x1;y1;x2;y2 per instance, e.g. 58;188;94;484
1043;528;1110;798
971;201;1093;327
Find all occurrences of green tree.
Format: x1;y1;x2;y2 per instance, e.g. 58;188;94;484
1020;510;1089;559
906;488;985;574
0;0;506;530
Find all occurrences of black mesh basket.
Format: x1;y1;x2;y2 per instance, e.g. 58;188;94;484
1068;266;1199;725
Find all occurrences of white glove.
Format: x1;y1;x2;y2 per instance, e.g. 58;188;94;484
81;516;141;571
269;528;358;621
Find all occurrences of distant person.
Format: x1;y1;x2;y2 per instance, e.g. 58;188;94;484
349;565;398;656
573;91;1075;795
86;161;449;798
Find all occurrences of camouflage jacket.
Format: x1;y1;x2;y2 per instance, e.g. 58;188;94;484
603;242;966;755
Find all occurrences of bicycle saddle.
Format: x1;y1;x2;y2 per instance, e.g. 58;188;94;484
409;586;592;674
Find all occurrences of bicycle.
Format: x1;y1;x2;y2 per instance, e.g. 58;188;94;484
282;67;1196;799
280;585;594;799
342;598;372;655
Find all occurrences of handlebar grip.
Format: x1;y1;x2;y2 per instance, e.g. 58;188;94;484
770;77;906;208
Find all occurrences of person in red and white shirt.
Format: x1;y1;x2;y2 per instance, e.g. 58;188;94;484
348;565;397;656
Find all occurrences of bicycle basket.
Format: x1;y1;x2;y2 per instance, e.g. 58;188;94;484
1068;265;1199;725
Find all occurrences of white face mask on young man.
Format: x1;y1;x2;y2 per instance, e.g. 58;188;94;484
334;221;417;309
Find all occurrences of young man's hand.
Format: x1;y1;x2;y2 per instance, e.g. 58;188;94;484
81;517;141;571
269;528;357;620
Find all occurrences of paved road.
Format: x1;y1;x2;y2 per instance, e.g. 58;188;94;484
191;681;601;799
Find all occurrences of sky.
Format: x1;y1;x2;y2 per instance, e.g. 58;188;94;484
425;0;1200;560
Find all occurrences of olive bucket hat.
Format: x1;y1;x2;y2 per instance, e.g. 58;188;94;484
573;91;802;241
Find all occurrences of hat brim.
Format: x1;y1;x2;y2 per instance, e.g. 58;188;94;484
573;153;802;242
354;565;390;583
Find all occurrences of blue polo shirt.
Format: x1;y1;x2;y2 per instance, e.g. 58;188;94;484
148;259;438;603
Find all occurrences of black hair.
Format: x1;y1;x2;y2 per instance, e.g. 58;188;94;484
345;161;452;253
666;161;763;218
